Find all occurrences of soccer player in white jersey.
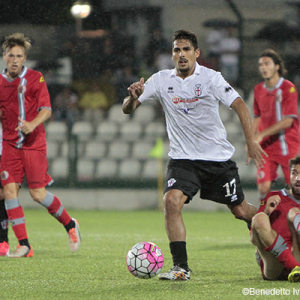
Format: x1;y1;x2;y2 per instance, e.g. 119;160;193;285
122;29;266;280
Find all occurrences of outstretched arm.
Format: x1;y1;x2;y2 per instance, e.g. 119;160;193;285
231;97;267;168
122;78;144;114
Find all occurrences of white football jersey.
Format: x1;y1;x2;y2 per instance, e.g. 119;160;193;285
138;63;241;161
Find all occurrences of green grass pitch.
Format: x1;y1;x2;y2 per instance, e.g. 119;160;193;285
1;209;299;300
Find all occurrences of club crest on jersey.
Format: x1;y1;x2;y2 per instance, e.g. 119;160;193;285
194;84;202;97
1;171;9;180
18;84;26;94
167;178;176;187
40;76;45;83
258;170;265;179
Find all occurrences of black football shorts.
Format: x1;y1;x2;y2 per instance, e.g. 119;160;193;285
164;159;244;206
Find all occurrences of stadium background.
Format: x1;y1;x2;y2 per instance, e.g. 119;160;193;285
1;0;300;210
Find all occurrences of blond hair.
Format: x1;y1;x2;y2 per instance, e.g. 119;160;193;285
2;33;31;54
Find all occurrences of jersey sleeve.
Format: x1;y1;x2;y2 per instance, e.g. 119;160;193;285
138;74;160;103
210;72;241;107
282;83;298;118
35;73;52;110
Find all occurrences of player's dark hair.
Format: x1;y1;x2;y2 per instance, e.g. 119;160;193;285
173;29;198;50
259;49;287;77
289;156;300;169
2;33;31;54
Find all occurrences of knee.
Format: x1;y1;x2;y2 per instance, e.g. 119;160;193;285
163;192;184;215
287;207;300;224
231;204;248;220
251;212;269;231
3;186;18;200
29;188;47;203
258;182;271;197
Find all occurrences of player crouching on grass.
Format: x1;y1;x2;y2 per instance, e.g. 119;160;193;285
251;156;300;282
0;33;81;257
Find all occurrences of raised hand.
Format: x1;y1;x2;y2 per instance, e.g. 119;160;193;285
128;78;144;100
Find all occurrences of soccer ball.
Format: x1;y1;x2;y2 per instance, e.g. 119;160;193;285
126;242;164;279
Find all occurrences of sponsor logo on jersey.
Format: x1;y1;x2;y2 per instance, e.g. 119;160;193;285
289;86;296;93
1;170;9;180
172;96;200;114
40;76;45;83
225;86;232;93
167;86;174;93
172;97;198;104
179;108;194;114
167;178;176;187
194;84;202;97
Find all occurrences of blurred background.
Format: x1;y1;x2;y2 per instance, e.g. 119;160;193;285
2;0;300;209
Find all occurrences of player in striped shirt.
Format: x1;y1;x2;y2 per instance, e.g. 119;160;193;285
0;33;81;257
253;49;300;197
251;156;300;282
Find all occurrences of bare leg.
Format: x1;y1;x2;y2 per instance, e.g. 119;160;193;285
163;189;188;241
228;199;257;223
287;207;300;262
251;212;284;279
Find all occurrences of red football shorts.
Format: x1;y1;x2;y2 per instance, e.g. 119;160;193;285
256;154;295;185
0;142;53;189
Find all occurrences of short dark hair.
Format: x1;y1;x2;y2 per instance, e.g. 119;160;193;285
2;32;31;54
173;29;198;50
259;49;287;77
289;156;300;169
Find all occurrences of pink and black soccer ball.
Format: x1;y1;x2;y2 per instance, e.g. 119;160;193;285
126;242;164;279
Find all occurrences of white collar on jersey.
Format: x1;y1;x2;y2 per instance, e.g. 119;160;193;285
281;188;300;204
263;77;284;91
1;66;28;80
170;62;201;78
